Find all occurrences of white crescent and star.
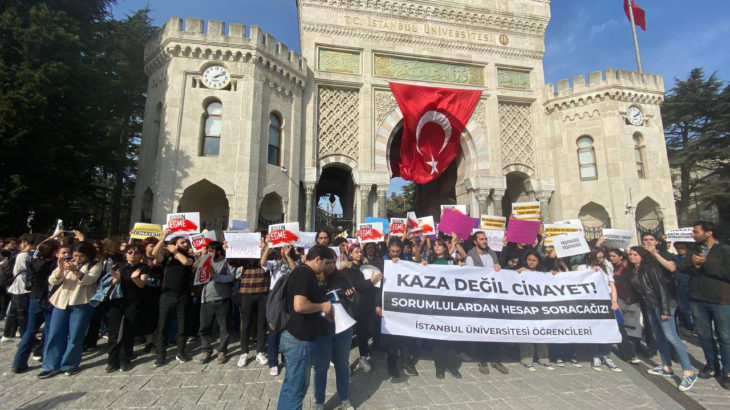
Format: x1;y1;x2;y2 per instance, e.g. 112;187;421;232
415;110;452;174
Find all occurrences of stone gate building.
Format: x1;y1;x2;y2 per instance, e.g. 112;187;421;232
132;0;677;238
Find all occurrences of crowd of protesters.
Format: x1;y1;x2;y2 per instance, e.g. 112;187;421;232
0;219;728;410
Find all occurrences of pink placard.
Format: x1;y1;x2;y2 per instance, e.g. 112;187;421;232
505;219;540;244
438;209;479;240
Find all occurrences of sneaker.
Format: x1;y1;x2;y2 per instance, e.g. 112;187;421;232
628;357;642;364
555;359;565;367
199;351;213;364
153;359;165;367
120;362;133;372
143;343;155;353
31;354;42;361
698;365;716;379
403;360;419;376
722;374;730;390
647;366;674;377
359;356;372;373
237;353;249;368
525;363;536;372
591;357;602;371
542;363;555;371
11;366;28;374
568;358;583;368
175;354;189;363
603;358;622;372
478;362;490;375
217;352;228;364
105;365;120;374
269;366;279;376
678;374;697;391
491;362;509;374
38;370;60;379
0;336;15;343
340;399;355;410
256;352;267;365
63;367;80;376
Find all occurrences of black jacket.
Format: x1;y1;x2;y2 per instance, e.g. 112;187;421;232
630;263;676;316
29;258;57;300
341;261;378;317
679;243;730;304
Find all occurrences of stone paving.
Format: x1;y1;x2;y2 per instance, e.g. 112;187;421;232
0;320;728;409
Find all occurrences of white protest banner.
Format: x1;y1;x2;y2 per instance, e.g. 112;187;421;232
666;228;693;242
418;216;436;236
190;231;217;252
389;218;407;237
294;232;317;249
553;233;590;258
357;223;385;243
544;224;582;245
480;215;506;231
602;229;634;249
130;223;163;240
473;229;505;252
224;232;261;258
267;222;300;248
440;204;467;216
511;202;541;220
166;212;201;239
194;254;214;285
382;261;621;343
406;212;420;233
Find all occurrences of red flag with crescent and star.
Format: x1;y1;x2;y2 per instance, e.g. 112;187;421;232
389;82;482;184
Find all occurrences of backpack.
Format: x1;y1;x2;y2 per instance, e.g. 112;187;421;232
265;269;293;332
0;253;22;289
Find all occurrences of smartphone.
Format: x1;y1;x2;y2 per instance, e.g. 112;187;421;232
64;254;73;261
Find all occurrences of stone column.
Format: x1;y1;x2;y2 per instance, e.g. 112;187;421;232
360;189;370;223
536;190;553;223
474;189;490;216
376;186;389;218
491;188;506;216
303;182;315;231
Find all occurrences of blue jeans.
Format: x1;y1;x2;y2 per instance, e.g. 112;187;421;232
690;298;730;373
267;329;283;367
675;273;693;329
590;344;612;359
645;304;692;371
277;330;314;410
42;304;94;372
313;324;353;404
13;298;53;369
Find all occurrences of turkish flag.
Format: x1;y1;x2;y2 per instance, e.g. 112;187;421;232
624;0;646;31
389;82;482;184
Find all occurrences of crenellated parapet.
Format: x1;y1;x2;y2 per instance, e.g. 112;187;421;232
543;68;665;112
144;17;307;89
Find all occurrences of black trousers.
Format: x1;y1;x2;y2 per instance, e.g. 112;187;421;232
384;334;416;370
354;308;373;357
472;342;510;363
239;293;267;354
156;292;189;360
3;293;29;338
107;298;140;367
432;340;459;372
85;301;109;348
199;299;231;353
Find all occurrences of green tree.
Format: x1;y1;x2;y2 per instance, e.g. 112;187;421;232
386;182;416;217
662;68;730;228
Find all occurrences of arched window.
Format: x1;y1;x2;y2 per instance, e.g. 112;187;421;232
577;136;597;181
268;113;281;165
633;133;646;178
202;101;222;156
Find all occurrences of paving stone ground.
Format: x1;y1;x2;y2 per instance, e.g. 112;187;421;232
0;319;728;409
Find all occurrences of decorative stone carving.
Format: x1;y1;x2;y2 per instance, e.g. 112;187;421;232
318;87;360;161
374;90;399;126
318;48;360;74
499;102;535;169
497;68;530;90
374;54;484;86
471;100;487;130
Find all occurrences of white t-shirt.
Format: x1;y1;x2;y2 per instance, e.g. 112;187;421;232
7;251;31;295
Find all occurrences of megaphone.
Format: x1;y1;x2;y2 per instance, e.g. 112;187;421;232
327;290;357;334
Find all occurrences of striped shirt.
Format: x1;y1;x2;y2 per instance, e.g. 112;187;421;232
237;265;270;294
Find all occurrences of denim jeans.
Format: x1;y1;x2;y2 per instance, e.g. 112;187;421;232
313;324;353;404
13;298;53;369
42;303;94;372
277;330;314;410
675;273;693;330
267;329;283;367
690;298;730;373
590;344;612;359
645;304;692;371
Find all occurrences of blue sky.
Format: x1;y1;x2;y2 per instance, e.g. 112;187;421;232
113;0;729;204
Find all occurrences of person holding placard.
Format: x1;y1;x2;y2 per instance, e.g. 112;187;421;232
196;241;235;365
670;242;694;332
340;243;382;373
516;251;556;372
628;246;697;391
578;248;621;372
542;245;581;369
140;237;163;353
235;240;271;368
609;249;643;365
151;230;195;367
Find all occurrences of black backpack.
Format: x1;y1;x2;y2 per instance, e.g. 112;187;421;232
265;270;293;331
0;253;20;289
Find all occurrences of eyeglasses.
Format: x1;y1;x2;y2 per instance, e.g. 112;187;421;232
126;250;140;255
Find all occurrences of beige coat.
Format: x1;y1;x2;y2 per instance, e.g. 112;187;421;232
49;261;102;309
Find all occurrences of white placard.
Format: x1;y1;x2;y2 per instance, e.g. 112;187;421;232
440;205;467;216
357;223;385;243
553;233;591;258
480;215;507;231
228;219;250;231
268;222;300;248
511;201;541;220
602;229;634;249
360;265;382;288
418;216;436;236
194;254;213;285
382;261;621;343
224;232;262;258
389;218;407;237
190;231;217;252
666;228;694;242
406;212;421;233
294;232;317;249
166;212;201;239
472;229;505;252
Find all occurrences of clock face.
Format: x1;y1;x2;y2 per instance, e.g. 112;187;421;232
201;65;230;90
627;106;644;126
